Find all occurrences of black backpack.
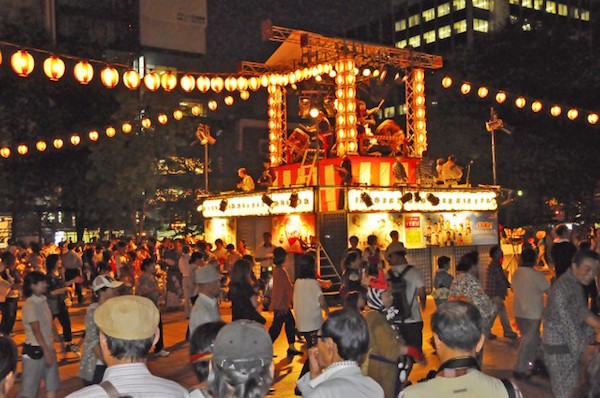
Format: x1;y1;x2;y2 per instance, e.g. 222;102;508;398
387;266;415;321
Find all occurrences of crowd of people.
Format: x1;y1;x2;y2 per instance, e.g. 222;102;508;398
0;223;598;397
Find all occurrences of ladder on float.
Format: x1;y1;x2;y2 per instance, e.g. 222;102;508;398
299;146;323;186
317;243;343;306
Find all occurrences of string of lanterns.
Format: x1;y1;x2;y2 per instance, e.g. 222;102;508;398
1;40;333;94
440;75;599;125
0;105;208;159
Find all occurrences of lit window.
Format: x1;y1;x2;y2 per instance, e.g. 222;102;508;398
424;30;436;44
473;19;489;32
384;106;395;118
534;0;543;10
395;19;407;31
396;40;407;48
438;25;451;39
473;0;490;10
453;0;466;11
522;0;532;8
408;35;421;47
453;20;467;33
557;4;567;16
409;14;421;27
438;3;451;17
581;10;590;21
546;1;556;14
509;0;519;4
573;8;579;19
423;8;435;22
397;104;407;115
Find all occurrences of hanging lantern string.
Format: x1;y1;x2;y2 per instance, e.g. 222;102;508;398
0;105;206;159
439;74;599;125
0;39;332;87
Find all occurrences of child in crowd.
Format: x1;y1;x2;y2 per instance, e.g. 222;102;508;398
432;255;453;307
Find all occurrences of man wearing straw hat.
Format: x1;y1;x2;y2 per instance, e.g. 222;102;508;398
66;296;189;397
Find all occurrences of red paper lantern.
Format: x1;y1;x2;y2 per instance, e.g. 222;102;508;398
11;50;35;77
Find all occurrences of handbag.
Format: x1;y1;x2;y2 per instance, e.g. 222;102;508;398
22;343;44;360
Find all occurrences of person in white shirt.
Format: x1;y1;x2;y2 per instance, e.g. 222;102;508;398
512;247;550;379
400;301;522;398
236;167;255;192
211;239;228;266
385;241;427;351
66;296;189;398
297;309;384;397
20;271;59;398
293;255;330;387
189;266;223;336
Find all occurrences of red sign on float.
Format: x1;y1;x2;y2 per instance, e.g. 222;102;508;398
405;216;421;228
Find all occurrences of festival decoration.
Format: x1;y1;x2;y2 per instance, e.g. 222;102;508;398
74;61;94;84
11;50;34;77
43;56;65;81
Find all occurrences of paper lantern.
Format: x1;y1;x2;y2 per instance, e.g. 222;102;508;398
588;113;599;125
180;74;196;92
224;96;234;106
477;87;488;98
191;105;202;116
123;70;141;90
237;77;248;91
122;122;133;133
143;71;160;91
141;117;152;129
196;76;210;92
224;76;237;92
160;71;177;92
515;97;526;109
261;74;270;87
100;66;119;88
567;109;579;120
89;130;100;141
531;101;543;113
157;114;168;124
550;105;561;117
70;134;81;146
53;138;64;149
248;76;260;91
208;100;217;110
74;61;94;84
106;127;116;137
460;83;471;95
441;76;452;88
36;141;47;152
240;91;250;100
43;56;65;81
11;50;34;77
173;110;184;120
17;145;28;155
495;91;507;104
0;50;2;66
0;147;11;158
211;77;224;93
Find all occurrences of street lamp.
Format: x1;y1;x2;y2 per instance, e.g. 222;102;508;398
196;123;216;193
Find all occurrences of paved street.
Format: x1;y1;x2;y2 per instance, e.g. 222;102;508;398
4;291;559;398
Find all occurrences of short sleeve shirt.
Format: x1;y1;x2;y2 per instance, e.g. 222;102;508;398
293;278;324;332
22;294;53;346
136;273;159;307
390;264;425;323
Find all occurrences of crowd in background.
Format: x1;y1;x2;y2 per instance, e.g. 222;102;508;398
0;224;598;397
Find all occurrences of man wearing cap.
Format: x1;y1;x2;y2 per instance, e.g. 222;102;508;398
189;265;223;336
66;296;190;398
385;241;427;351
207;320;274;396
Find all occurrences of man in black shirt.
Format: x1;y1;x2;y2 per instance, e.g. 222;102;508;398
550;225;577;278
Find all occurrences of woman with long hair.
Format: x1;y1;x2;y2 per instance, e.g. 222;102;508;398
228;260;265;324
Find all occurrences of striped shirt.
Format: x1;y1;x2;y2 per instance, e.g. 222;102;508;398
66;362;190;398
